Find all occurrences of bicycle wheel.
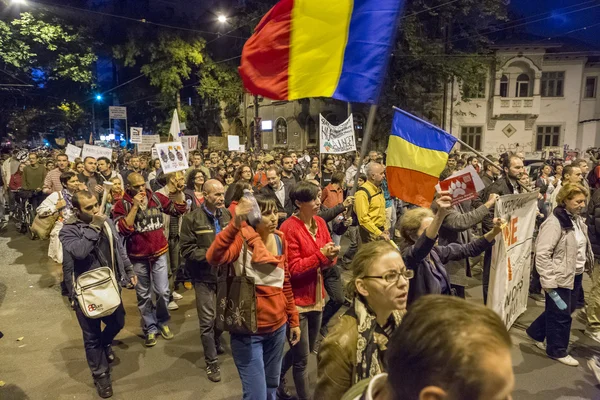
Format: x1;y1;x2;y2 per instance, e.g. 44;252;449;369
25;206;36;240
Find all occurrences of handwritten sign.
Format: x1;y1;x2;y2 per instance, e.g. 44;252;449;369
82;144;113;161
155;142;188;174
319;114;356;154
137;135;160;153
130;127;143;144
65;144;82;162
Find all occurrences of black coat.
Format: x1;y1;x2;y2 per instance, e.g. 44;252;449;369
259;183;294;222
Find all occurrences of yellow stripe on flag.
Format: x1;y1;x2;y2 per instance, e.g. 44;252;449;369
387;135;450;177
288;0;353;100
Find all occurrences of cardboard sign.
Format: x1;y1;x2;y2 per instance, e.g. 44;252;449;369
181;135;198;155
228;135;240;151
208;136;228;151
137;135;160;153
436;166;485;205
109;106;127;119
82;144;113;161
319;114;356;154
155;142;188;174
130;127;143;144
65;144;82;162
488;192;538;329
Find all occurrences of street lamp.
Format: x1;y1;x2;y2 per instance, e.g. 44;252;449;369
92;94;102;137
11;0;27;4
217;15;227;23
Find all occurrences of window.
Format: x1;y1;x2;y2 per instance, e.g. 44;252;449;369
354;114;365;141
541;72;564;97
536;126;560;151
463;79;486;99
500;75;509;98
460;126;482;151
516;74;530;97
306;117;317;145
585;77;597;98
275;118;287;145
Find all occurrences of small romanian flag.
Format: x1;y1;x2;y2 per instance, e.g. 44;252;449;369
387;108;457;208
239;0;405;104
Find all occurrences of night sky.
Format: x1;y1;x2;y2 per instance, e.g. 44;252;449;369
510;0;600;47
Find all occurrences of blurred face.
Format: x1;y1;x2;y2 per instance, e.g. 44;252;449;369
210;153;218;164
324;158;334;172
505;158;524;181
564;193;587;216
18;163;25;172
578;161;589;175
76;163;84;173
555;165;563;176
368;151;378;161
290;153;298;163
171;172;186;191
295;193;320;217
204;182;225;209
97;159;110;173
111;179;122;193
519;174;530;187
46;162;54;171
205;160;212;168
565;167;582;184
29;154;38;166
369;164;385;186
57;155;69;171
358;177;366;186
76;195;100;224
283;157;294;172
194;172;205;189
130;157;140;169
471;159;479;168
357;251;410;312
84;158;97;174
542;165;552;176
193;155;202;167
267;170;281;189
128;174;146;196
140;158;148;170
255;207;279;235
310;163;319;175
233;161;241;169
65;175;81;192
241;166;252;181
225;175;234;185
225;159;232;166
447;158;457;169
153;159;161;170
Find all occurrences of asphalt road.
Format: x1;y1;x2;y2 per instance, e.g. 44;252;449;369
1;224;599;400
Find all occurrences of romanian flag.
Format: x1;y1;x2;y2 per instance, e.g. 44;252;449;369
387;108;457;207
239;0;405;104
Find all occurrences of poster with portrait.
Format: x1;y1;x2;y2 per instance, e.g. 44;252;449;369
154;142;188;174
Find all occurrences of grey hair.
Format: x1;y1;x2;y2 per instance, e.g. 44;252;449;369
365;162;383;177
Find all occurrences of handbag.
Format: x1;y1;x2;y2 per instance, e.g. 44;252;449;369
31;192;62;240
216;241;258;334
73;222;121;319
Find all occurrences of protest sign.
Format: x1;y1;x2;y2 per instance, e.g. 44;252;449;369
436;165;485;205
319;114;356;154
137;135;160;153
228;135;240;151
239;144;246;153
65;144;82;162
208;136;228;151
130;127;143;144
155;142;188;174
82;144;113;161
151;147;159;160
181;135;199;155
488;191;538;329
74;140;85;147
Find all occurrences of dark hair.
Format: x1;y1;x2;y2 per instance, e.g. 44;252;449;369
46;160;54;166
358;173;367;183
254;194;278;215
290;181;319;205
72;191;95;211
439;167;453;181
234;164;252;182
331;172;345;185
501;153;520;170
387;295;512;400
97;156;111;165
56;153;68;160
230;181;253;203
467;156;477;163
483;156;498;172
572;158;587;169
83;156;96;163
186;169;206;190
562;164;577;179
60;171;77;188
232;156;241;164
266;165;282;176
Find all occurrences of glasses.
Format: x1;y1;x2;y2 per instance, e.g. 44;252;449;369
363;269;414;284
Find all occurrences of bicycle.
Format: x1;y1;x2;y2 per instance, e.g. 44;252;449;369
12;190;36;239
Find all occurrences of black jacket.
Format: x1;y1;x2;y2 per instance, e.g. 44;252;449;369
259;182;294;222
179;206;232;283
480;176;521;233
587;188;600;260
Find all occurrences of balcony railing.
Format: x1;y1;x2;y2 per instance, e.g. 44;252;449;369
493;96;540;116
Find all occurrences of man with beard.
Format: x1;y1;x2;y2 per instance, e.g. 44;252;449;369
97;157;123;187
179;179;232;382
121;156;146;183
260;166;294;226
111;172;186;347
281;154;301;187
78;157;104;201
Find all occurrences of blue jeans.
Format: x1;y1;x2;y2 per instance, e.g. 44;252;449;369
230;324;287;400
133;254;170;335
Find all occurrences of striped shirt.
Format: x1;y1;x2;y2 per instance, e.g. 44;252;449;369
43;168;65;194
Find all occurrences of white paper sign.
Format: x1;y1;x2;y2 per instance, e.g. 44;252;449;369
228;135;240;151
239;144;246;153
65;144;82;162
82;144;113;161
109;106;127;119
488;191;539;329
130;127;143;144
181;135;198;155
137;135;161;153
319;114;356;154
151;147;159;160
155;142;188;174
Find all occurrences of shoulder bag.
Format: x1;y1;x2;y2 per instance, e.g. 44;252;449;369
31;192;62;240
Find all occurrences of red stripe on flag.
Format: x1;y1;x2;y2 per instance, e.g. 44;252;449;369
386;166;439;208
239;0;293;100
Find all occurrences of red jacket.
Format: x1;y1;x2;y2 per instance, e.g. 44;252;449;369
206;223;299;333
280;215;336;307
112;190;186;261
9;172;23;191
321;184;344;209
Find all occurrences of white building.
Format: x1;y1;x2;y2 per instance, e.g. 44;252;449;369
447;41;600;157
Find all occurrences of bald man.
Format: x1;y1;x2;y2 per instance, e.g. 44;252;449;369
112;172;187;347
180;179;232;382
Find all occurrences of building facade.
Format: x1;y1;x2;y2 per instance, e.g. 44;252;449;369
447;42;600;158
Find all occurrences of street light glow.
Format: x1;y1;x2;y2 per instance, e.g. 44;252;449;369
217;15;227;23
95;94;102;101
11;0;27;4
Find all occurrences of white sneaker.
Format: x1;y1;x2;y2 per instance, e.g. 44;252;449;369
534;341;546;351
167;301;179;311
585;330;600;345
587;358;600;384
553;355;579;367
172;291;183;300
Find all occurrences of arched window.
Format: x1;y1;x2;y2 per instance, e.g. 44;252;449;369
325;113;339;126
516;74;530;97
306;116;317;145
500;75;509;98
275;118;287;145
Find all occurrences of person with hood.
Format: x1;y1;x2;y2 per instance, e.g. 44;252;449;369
206;195;300;399
60;190;137;398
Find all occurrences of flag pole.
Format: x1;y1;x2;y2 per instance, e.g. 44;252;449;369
351;104;377;195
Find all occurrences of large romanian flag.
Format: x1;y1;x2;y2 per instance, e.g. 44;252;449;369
387;108;457;207
239;0;405;104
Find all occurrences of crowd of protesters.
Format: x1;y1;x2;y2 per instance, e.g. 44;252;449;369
2;143;600;400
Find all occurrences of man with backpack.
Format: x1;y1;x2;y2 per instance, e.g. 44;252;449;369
354;162;388;243
60;190;137;398
112;172;187;347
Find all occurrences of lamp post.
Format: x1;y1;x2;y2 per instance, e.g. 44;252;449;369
92;94;102;137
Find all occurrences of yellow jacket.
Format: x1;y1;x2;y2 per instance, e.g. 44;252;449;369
354;180;387;238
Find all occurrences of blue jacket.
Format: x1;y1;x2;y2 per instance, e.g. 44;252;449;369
60;217;134;299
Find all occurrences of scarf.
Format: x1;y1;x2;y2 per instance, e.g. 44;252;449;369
346;296;403;384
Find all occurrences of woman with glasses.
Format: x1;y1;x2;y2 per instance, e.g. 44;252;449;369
314;240;411;400
225;164;254;207
399;192;504;304
184;169;206;210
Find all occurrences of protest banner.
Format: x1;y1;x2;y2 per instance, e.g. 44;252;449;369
82;144;113;161
228;135;240;151
436;165;485;205
155;142;188;174
488;191;539;329
319;114;356;154
130;127;143;144
137;135;160;153
65;144;82;162
181;135;199;155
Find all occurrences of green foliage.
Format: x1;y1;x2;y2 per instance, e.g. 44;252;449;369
196;56;243;119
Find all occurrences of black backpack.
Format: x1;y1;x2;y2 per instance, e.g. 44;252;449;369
588;165;599;189
351;186;377;227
